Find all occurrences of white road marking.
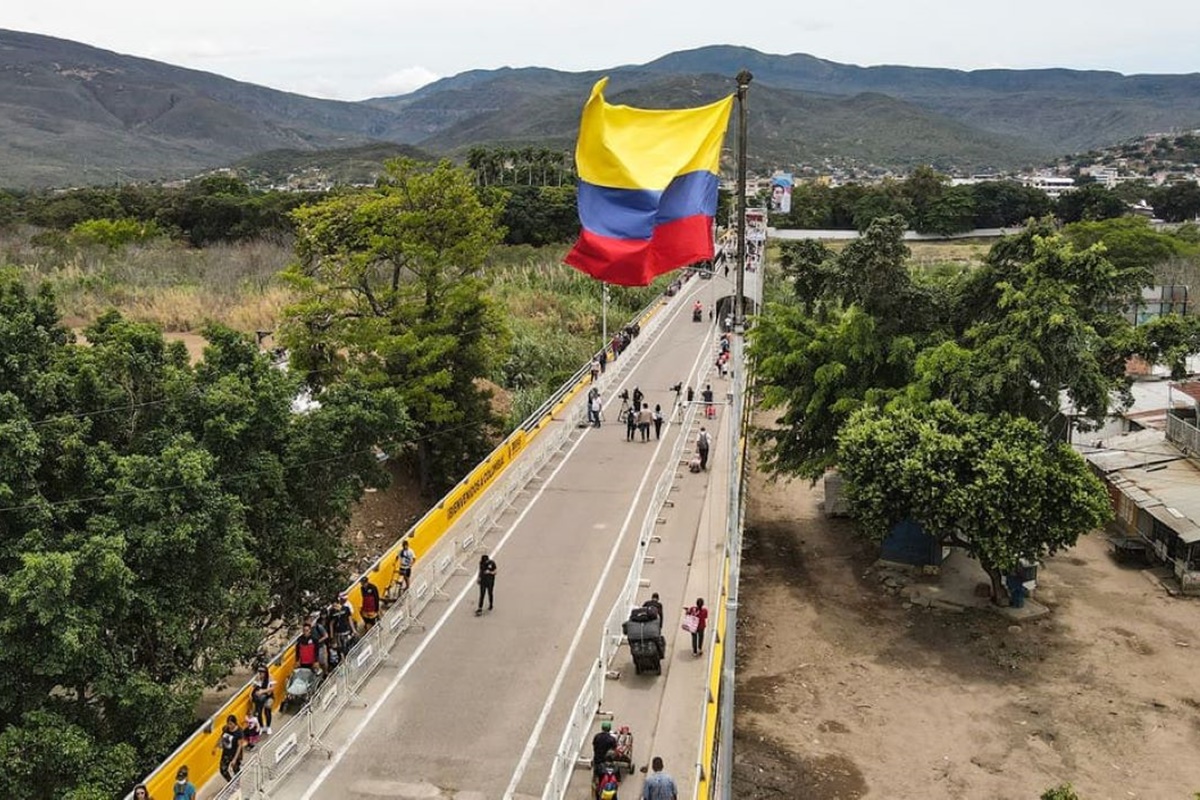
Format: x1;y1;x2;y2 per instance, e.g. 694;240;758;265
503;295;716;798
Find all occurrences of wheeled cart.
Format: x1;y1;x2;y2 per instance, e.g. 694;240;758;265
622;617;665;676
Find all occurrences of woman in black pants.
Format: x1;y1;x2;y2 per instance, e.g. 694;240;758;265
476;554;497;615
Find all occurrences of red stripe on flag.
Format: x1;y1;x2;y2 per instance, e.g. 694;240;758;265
565;215;714;286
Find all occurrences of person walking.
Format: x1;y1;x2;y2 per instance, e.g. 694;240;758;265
172;767;196;800
591;720;619;787
653;404;663;440
250;665;276;734
641;756;678;800
598;348;608;373
398;539;416;592
685;598;708;656
476;554;497;615
625;400;637;442
213;714;245;782
590;392;603;428
359;574;381;630
638;403;652;442
696;427;711;471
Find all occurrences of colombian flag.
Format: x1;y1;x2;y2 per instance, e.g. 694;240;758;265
565;79;734;286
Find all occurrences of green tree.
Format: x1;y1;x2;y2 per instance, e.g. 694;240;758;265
837;402;1111;601
1041;783;1082;800
0;274;402;797
1151;182;1200;223
282;158;509;493
1056;184;1126;223
917;184;976;235
777;239;835;314
750;304;915;480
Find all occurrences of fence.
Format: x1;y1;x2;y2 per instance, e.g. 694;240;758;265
541;370;705;799
133;285;679;800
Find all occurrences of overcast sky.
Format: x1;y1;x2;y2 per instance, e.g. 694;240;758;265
8;1;1200;100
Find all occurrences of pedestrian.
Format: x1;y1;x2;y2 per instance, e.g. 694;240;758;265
638;403;651;442
172;767;196;800
213;714;244;781
242;711;261;749
359;574;381;630
592;720;619;786
631;386;644;413
133;784;152;800
294;621;321;674
702;384;714;411
643;592;664;620
625;401;637;442
685;598;708;656
250;664;276;734
330;593;357;662
599;348;608;373
696;427;711;471
311;608;331;672
590;357;601;381
641;756;678;800
653;404;663;439
685;385;694;404
590;392;603;427
398;538;416;592
475;553;497;615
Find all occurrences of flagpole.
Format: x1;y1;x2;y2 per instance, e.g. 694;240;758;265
602;282;609;350
734;70;753;330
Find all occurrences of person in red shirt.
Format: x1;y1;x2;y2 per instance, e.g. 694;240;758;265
359;575;381;630
686;598;708;657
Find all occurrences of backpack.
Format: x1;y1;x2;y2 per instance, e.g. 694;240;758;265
630;606;655;623
597;768;619;800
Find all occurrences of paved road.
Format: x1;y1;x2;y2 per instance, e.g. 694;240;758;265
265;273;745;800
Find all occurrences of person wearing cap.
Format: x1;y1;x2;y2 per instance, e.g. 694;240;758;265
591;720;619;785
359;574;381;630
172;766;196;800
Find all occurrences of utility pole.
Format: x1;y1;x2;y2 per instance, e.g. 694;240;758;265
734;70;753;330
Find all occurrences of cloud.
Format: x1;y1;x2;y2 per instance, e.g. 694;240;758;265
370;67;441;98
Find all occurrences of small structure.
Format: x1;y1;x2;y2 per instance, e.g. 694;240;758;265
1080;383;1200;594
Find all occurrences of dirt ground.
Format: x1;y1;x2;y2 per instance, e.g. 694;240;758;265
732;452;1200;799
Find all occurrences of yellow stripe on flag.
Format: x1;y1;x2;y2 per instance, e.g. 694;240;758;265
575;78;733;191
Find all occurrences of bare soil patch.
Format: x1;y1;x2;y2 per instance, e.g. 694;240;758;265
733;427;1200;799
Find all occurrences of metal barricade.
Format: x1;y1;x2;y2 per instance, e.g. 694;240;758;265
254;707;312;790
305;665;348;742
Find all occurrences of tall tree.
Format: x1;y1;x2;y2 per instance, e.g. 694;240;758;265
837;402;1112;601
282;158;509;493
0;274;401;798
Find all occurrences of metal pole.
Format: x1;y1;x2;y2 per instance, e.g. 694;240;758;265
734;70;752;330
602;283;609;350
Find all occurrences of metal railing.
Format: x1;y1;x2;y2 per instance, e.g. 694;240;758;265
189;289;681;799
541;376;704;799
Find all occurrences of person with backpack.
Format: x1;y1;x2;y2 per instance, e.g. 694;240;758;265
172;766;196;800
696;427;711;471
295;621;321;673
595;757;621;800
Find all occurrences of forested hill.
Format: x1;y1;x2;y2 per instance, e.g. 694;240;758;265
3;29;1200;187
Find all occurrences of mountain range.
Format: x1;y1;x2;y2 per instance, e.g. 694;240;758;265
2;29;1200;188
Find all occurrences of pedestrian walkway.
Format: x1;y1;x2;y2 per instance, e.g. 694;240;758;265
197;269;754;800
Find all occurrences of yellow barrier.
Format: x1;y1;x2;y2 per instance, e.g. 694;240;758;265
139;422;540;796
141;296;671;797
694;553;731;799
